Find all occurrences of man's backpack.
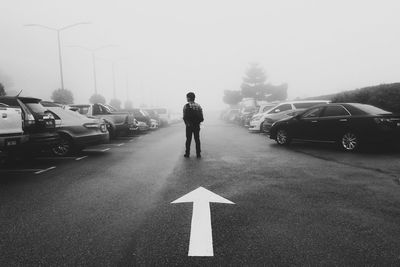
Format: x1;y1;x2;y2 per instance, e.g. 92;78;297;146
185;104;203;124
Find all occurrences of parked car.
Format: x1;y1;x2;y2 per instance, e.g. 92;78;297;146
41;102;109;156
128;108;152;126
144;109;161;125
152;108;169;126
261;109;305;133
223;109;240;123
269;103;400;151
0;103;29;152
0;96;59;152
69;103;137;138
136;120;150;132
249;100;330;132
238;106;259;126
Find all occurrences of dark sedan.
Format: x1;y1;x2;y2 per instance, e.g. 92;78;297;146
269;103;400;151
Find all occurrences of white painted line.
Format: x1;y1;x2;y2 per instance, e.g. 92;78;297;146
34;166;56;175
113;143;125;147
129;139;134;142
171;187;235;257
35;156;78;160
83;148;111;152
0;169;42;173
75;156;88;161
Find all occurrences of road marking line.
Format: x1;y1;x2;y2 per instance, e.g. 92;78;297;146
171;187;235;257
129;139;134;142
83;148;111;152
34;166;56;175
75;156;88;161
35;156;78;160
113;143;125;146
0;169;42;173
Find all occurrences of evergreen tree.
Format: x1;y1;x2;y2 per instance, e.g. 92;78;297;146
51;88;74;104
241;63;269;100
89;94;106;104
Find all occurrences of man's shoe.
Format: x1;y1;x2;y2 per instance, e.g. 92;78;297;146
184;154;189;158
196;154;201;158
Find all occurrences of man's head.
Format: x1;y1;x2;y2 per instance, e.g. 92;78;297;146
186;92;195;102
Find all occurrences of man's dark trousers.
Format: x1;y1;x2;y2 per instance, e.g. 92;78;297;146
185;124;201;156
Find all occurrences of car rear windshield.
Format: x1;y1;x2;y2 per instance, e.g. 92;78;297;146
350;104;391;115
293;102;327;109
77;107;90;115
25;103;47;114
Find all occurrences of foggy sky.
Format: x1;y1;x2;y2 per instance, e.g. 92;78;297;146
1;0;399;111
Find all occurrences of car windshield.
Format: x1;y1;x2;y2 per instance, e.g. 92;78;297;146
25;103;47;114
351;104;391;115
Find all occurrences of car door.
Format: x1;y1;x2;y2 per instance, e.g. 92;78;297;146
318;105;351;141
292;106;324;140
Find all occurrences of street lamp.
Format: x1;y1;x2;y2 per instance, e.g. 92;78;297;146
97;57;129;99
24;22;90;90
68;45;116;95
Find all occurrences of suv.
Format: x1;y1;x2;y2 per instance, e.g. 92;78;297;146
0;103;29;152
0;96;59;151
249;100;331;132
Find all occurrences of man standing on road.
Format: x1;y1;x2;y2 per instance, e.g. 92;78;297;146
183;92;204;158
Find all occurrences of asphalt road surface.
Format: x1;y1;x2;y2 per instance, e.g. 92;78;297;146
1;114;400;266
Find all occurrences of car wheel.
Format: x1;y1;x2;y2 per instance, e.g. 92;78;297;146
276;129;291;145
52;135;73;156
341;132;359;151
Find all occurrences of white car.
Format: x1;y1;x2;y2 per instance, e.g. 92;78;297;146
0;104;29;152
249;100;330;132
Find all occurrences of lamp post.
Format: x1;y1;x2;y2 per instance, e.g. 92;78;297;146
68;45;116;94
24;22;90;90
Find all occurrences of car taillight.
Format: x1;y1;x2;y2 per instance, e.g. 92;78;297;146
100;124;107;132
83;123;100;129
25;114;35;125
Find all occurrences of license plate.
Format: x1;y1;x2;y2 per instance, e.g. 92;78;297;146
6;140;18;146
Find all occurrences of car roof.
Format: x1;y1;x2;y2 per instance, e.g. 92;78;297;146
0;96;42;103
70;104;91;107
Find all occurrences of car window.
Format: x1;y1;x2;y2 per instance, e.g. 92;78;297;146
268;104;291;114
78;106;90;115
301;107;323;118
262;105;275;112
322;106;350;117
0;98;19;107
350;103;391;115
293;102;327;109
25;103;47;114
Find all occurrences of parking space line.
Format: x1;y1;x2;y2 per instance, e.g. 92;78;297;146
75;156;88;161
83;148;111;152
128;139;135;142
0;169;42;173
114;143;125;147
35;157;78;160
34;166;56;175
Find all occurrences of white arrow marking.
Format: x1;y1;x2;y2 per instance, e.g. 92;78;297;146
171;186;234;257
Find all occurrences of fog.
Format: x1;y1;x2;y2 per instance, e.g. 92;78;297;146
1;0;399;111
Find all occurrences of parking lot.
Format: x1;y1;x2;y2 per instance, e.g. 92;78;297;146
1;116;400;265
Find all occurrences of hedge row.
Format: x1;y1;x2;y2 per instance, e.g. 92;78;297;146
331;83;400;113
